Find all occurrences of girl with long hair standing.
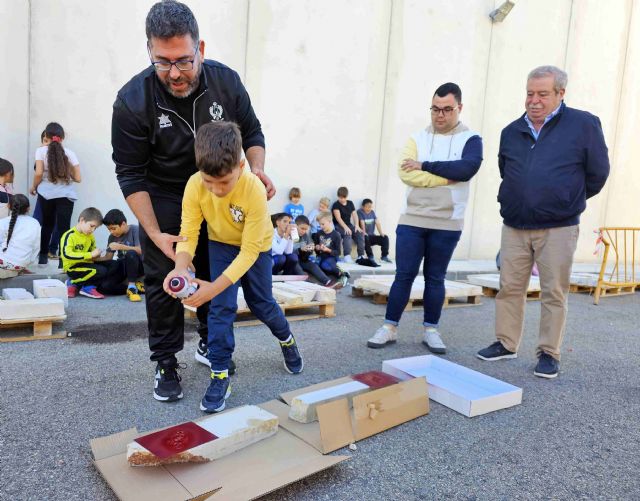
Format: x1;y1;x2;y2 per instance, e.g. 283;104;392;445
0;194;41;278
30;122;82;265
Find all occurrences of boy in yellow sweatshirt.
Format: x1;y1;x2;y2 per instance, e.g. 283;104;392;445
164;121;304;413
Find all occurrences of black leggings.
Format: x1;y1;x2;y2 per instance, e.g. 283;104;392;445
38;195;74;257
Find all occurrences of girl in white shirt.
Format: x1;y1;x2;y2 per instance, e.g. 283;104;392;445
0;194;41;279
29;122;81;265
0;157;14;219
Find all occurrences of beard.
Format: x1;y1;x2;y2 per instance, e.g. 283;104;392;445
159;63;203;99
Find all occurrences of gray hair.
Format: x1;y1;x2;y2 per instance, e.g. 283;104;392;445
146;0;199;43
527;65;568;93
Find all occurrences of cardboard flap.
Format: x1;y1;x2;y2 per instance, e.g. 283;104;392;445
352;378;429;441
280;376;355;405
91;428;138;460
258;400;324;452
188;488;222;501
317;399;356;453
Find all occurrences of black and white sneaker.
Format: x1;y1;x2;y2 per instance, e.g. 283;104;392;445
153;362;184;402
476;341;517;361
534;353;559;379
279;335;304;374
195;339;236;375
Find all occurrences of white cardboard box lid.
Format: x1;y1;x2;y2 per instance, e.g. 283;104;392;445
382;355;522;417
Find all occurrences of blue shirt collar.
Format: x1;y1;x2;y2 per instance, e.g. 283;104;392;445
524;102;562;140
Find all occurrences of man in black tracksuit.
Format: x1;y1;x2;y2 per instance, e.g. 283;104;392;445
112;1;274;402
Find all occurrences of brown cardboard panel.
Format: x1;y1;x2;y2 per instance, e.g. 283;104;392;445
280;376;355;405
258;399;324;452
91;428;138;460
316;399;356;453
188;489;222;501
352;378;429;441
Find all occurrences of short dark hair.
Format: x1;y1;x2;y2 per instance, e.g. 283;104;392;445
0;157;14;177
195;122;242;177
146;0;199;43
78;207;103;225
103;209;127;226
295;215;310;226
273;212;290;224
337;186;348;198
434;82;462;103
361;198;373;206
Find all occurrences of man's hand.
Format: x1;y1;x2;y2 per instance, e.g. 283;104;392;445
150;232;187;261
162;266;193;297
343;226;352;236
90;248;102;259
253;169;276;200
401;159;422;172
182;278;216;308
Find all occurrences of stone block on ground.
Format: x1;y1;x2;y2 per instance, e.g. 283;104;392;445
0;298;65;321
288;281;336;302
33;279;68;307
271;288;304;305
2;288;35;300
467;274;540;292
273;282;316;303
289;380;370;423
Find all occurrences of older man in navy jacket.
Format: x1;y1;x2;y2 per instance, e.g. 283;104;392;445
477;66;609;378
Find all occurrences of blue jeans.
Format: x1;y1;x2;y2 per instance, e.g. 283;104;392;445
385;225;461;327
208;241;292;371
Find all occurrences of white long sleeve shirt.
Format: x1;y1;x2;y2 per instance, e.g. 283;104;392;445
0;215;41;267
271;228;293;256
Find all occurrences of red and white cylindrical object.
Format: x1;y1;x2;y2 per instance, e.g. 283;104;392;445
168;275;198;299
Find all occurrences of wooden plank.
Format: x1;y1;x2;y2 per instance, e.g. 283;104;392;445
234;300;336;327
0;331;67;343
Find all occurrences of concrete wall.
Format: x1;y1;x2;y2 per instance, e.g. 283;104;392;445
1;0;638;257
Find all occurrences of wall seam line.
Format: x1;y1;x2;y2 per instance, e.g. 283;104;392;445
243;0;251;82
563;0;575;69
25;0;33;193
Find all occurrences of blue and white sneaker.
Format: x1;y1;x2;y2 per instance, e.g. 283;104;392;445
200;370;231;413
279;335;304;374
154;363;184;402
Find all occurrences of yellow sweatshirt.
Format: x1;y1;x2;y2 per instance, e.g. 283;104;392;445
176;168;273;283
397;137;449;187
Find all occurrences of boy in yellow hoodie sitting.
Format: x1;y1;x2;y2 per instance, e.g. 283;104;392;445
164;122;304;414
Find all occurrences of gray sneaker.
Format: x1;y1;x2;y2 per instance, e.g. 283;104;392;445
367;325;398;348
422;327;446;354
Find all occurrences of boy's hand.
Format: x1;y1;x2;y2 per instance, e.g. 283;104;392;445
108;242;125;251
182;278;215;308
401;159;421;171
90;248;102;259
163;267;192;297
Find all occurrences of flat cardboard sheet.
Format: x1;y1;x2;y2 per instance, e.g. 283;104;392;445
91;409;348;501
382;355;522;417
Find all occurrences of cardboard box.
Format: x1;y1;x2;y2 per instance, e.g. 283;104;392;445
91;410;348;501
259;375;429;454
382;355;522;417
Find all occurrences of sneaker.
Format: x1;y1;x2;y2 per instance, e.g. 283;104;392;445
367;325;397;348
477;341;517;361
195;339;237;375
339;274;349;288
381;256;393;263
154;363;184;402
423;327;446;354
66;280;78;298
280;335;304;374
47;252;59;260
200;370;231;413
79;285;105;299
135;281;145;294
127;287;142;302
534;352;559;379
342;255;354;264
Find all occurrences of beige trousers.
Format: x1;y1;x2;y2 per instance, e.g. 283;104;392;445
495;224;579;360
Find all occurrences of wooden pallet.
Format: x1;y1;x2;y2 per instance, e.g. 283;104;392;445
234;301;336;327
479;286;542;300
568;273;637;298
467;274;541;301
0;315;67;342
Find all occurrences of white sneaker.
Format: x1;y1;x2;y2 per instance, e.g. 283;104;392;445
423;327;446;354
367;325;397;349
343;255;354;263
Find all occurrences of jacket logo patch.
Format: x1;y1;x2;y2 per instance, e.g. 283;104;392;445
229;204;244;223
158;113;173;128
210;102;224;121
74;244;85;251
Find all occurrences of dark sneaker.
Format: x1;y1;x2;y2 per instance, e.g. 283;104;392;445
38;253;48;265
534;353;559;379
200;370;231;413
477;341;517;361
280;335;304;374
381;256;393;263
195;339;236;375
154;363;184;402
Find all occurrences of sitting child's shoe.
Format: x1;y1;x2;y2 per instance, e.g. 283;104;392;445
135;281;145;294
381;256;393;263
79;285;105;299
66;279;78;298
279;335;304;374
200;370;231;413
127;287;142;302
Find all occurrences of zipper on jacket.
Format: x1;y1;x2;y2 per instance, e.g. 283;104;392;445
156;88;208;138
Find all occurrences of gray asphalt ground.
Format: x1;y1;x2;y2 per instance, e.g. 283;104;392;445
1;287;639;501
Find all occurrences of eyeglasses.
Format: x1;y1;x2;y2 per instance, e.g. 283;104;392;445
430;106;458;116
148;44;199;72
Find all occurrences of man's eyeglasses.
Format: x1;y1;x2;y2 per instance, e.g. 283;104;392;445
148;44;199;72
430;106;458;116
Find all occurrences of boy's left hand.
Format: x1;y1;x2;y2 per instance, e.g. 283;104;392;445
401;159;421;171
182;278;216;308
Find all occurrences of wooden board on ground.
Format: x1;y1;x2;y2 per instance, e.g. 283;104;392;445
352;276;482;309
467;274;541;300
234;300;335;327
569;272;637;297
0;315;67;342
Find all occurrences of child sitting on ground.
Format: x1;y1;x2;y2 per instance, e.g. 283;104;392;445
293;215;333;287
102;209;145;302
357;198;392;263
331;186;365;263
61;207;127;299
307;196;330;236
0;157;14;219
0;194;40;279
283;187;304;219
316;212;350;288
272;212;303;275
164;121;304;414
